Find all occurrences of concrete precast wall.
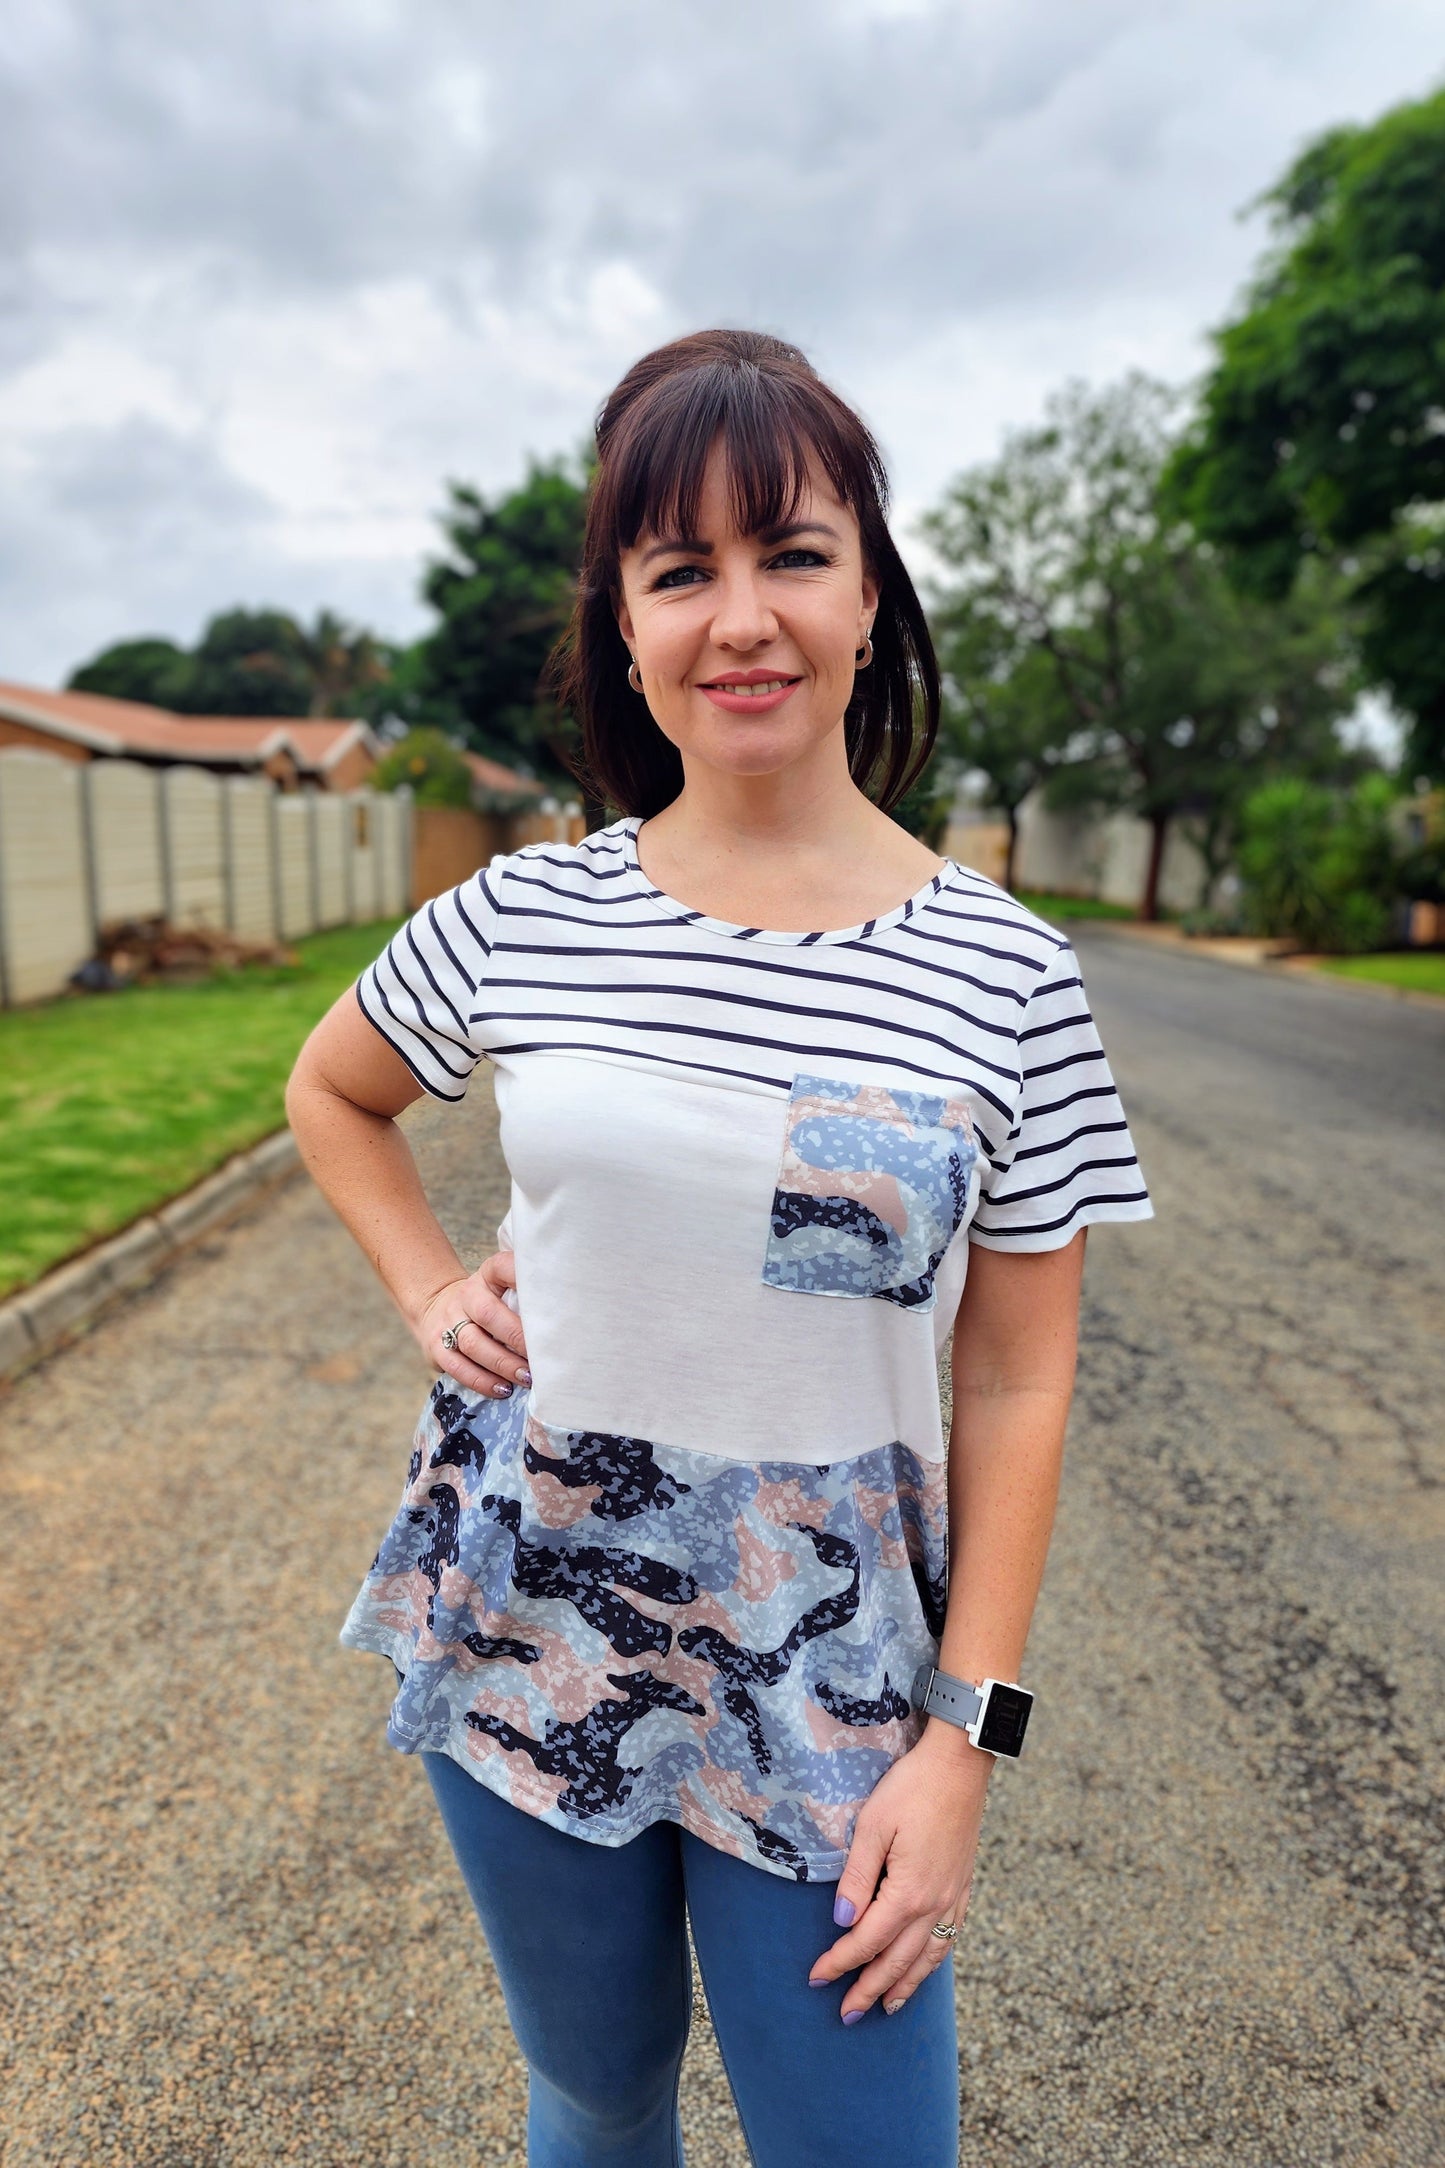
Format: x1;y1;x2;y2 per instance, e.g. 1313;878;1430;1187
163;765;227;930
88;760;165;924
1011;791;1212;914
224;777;277;941
0;746;412;1006
0;750;92;1006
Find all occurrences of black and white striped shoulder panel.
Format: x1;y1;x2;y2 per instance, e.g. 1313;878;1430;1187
353;851;512;1100
968;937;1154;1251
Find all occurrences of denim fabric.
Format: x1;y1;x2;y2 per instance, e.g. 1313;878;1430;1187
421;1746;961;2168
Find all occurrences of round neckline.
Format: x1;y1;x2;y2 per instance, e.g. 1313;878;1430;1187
620;815;966;946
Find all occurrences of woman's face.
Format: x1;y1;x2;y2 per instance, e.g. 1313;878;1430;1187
614;437;880;784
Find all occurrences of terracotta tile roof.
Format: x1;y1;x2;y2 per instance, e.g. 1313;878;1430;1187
463;749;547;797
0;679;373;772
0;678;551;799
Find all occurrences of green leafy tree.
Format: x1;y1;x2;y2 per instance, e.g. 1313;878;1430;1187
928;603;1079;891
293;609;393;718
369;726;474;808
921;375;1358;917
1168;86;1445;777
69;607;396;720
184;608;315;715
67;636;196;709
407;450;593;783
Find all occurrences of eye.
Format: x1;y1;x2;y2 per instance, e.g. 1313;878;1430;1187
770;548;831;570
651;564;706;590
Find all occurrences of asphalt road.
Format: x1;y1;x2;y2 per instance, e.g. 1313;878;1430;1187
0;935;1440;2167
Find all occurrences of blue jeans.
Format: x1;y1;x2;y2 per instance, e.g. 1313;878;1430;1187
421;1748;961;2167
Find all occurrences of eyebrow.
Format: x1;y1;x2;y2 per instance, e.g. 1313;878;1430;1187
638;520;844;567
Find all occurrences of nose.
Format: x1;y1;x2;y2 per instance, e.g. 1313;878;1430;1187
706;563;779;654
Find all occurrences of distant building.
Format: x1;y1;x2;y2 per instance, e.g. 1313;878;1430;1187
0;679;546;803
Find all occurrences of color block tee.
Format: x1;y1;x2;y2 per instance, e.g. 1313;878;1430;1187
338;816;1154;1879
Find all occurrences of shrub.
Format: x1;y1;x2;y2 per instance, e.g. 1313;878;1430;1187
1237;774;1402;953
370;727;474;808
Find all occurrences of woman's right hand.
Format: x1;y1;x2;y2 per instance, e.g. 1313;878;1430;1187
413;1250;532;1400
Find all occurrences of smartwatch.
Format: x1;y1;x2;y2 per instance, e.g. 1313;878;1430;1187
910;1661;1034;1760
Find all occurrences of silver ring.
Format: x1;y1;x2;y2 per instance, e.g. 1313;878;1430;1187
439;1317;471;1351
930;1920;959;1943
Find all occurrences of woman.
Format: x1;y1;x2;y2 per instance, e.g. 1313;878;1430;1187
286;327;1154;2167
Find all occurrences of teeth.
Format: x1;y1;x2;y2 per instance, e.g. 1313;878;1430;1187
716;679;791;695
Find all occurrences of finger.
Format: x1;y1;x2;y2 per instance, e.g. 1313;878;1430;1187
807;1882;915;1985
475;1256;529;1361
827;1815;892;1938
840;1918;945;2022
879;1930;957;2018
432;1319;527;1398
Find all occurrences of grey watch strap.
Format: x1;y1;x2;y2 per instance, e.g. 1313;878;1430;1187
910;1661;983;1728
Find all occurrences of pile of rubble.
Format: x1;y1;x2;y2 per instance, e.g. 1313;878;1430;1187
69;916;302;991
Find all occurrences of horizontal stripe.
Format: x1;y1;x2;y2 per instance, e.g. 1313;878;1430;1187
351;821;1152;1248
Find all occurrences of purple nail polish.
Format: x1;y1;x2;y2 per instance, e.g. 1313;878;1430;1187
842;2008;864;2025
833;1894;856;1928
517;1367;532;1386
807;1977;828;1988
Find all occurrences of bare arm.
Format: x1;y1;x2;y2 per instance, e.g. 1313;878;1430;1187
283;987;530;1397
933;1229;1083;1708
808;1230;1085;2020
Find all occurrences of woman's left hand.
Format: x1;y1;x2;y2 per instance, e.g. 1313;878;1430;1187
807;1724;991;2021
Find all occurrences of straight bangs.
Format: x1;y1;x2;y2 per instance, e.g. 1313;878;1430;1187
600;364;886;573
546;327;940;821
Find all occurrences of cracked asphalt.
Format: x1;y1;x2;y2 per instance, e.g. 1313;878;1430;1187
0;929;1440;2166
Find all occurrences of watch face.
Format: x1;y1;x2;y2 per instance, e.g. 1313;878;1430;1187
977;1683;1033;1757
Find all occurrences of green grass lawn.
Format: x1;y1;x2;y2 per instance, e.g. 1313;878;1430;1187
0;915;404;1300
1016;890;1140;926
1313;951;1445;998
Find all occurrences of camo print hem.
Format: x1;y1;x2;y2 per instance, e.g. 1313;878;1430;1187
338;1376;950;1883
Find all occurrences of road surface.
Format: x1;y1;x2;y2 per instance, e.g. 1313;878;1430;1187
0;932;1440;2166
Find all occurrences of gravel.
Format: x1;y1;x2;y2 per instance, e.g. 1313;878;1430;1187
0;929;1440;2165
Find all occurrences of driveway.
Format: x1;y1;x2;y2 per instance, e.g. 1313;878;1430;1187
0;932;1440;2167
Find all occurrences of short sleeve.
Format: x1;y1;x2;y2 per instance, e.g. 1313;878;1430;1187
969;938;1154;1251
352;853;510;1100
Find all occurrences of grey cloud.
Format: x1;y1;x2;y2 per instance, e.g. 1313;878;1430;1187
2;0;1442;682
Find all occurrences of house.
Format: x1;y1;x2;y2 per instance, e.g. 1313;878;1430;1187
0;679;548;804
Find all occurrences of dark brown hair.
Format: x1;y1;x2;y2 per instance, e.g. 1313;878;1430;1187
546;328;941;818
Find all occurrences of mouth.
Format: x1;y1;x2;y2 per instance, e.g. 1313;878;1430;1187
697;674;803;701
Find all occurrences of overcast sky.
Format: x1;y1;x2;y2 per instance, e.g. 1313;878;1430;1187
3;0;1442;694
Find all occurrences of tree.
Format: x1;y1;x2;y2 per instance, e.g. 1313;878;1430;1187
407;450;593;785
928;605;1078;891
293;609;392;718
1167;86;1445;778
921;375;1358;917
68;636;195;709
69;607;396;720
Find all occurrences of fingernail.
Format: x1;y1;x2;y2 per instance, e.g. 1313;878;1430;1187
494;1383;513;1397
517;1367;532;1386
841;2008;864;2025
807;1976;827;1988
884;1999;905;2016
833;1894;856;1927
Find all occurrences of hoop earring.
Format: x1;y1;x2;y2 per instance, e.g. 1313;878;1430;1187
628;657;644;693
855;632;874;668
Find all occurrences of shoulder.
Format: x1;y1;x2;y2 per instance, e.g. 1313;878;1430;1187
932;862;1074;977
491;821;633;898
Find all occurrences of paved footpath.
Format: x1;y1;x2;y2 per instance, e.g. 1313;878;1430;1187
1;931;1441;2167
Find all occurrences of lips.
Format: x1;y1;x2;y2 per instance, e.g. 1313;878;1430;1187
698;674;803;694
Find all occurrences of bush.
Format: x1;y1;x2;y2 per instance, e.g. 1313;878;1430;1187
1237;774;1402;954
370;727;474;808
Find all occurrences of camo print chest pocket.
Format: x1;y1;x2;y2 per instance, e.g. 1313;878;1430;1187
760;1072;980;1312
